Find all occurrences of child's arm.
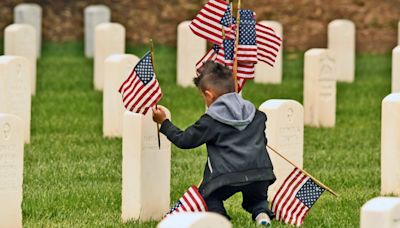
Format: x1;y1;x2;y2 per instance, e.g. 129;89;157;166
152;107;213;149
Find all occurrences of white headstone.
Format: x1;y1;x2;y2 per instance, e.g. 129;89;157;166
14;3;42;58
392;46;400;93
255;20;283;84
157;212;232;228
121;108;171;222
259;100;303;200
0;56;31;144
94;23;125;91
303;49;336;128
84;5;111;58
4;24;37;96
177;21;206;87
103;54;139;138
381;93;400;196
328;19;355;82
0;113;24;228
360;197;400;228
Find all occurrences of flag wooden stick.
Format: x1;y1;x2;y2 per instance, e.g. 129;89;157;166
150;39;161;150
232;0;241;93
266;145;338;197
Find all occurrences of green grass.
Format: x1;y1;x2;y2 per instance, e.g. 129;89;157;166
1;42;391;227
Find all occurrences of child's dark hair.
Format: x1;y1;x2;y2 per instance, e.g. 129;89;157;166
193;61;235;96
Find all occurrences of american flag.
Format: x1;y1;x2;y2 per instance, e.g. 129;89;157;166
165;185;208;217
221;5;236;39
216;39;255;79
271;168;325;227
237;10;258;63
118;51;162;115
195;45;220;74
189;0;230;45
256;22;283;67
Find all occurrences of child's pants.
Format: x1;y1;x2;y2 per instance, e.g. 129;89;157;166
203;181;275;220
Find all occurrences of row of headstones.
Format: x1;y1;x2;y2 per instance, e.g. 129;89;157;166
0;3;43;149
4;3;42;95
275;20;353;128
303;19;397;128
0;4;40;227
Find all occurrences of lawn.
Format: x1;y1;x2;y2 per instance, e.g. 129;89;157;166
1;42;392;227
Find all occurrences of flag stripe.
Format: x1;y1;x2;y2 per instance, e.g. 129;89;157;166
285;199;302;223
165;185;208;217
276;171;307;220
181;195;194;212
290;200;304;224
128;79;158;112
187;189;202;211
189;23;222;45
188;186;208;211
119;69;135;93
122;73;140;98
256;23;282;67
136;86;162;114
271;168;300;212
189;0;229;45
122;76;141;103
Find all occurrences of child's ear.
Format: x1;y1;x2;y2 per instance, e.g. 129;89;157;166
204;90;213;99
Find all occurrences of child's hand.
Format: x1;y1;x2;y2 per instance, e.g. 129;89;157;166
152;106;167;124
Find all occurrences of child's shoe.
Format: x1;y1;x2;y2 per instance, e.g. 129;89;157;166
255;212;271;226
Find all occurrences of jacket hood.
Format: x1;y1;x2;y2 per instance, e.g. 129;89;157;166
206;92;256;131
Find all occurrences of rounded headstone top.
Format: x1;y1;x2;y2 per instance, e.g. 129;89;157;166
361;197;400;212
14;3;42;11
393;46;400;52
328;19;355;28
259;99;302;110
85;4;111;13
383;93;400;103
0;55;29;65
5;24;35;33
157;212;232;228
95;22;124;31
178;21;191;29
305;48;328;56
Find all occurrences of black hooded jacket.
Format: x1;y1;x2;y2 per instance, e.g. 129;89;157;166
160;93;275;197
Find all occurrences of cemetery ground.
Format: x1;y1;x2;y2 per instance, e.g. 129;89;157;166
0;41;390;227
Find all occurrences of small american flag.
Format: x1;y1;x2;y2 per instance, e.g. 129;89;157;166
189;0;230;45
195;45;220;74
237;10;258;63
165;185;208;217
216;39;255;79
118;51;162;115
256;22;283;67
271;168;325;227
221;5;236;39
